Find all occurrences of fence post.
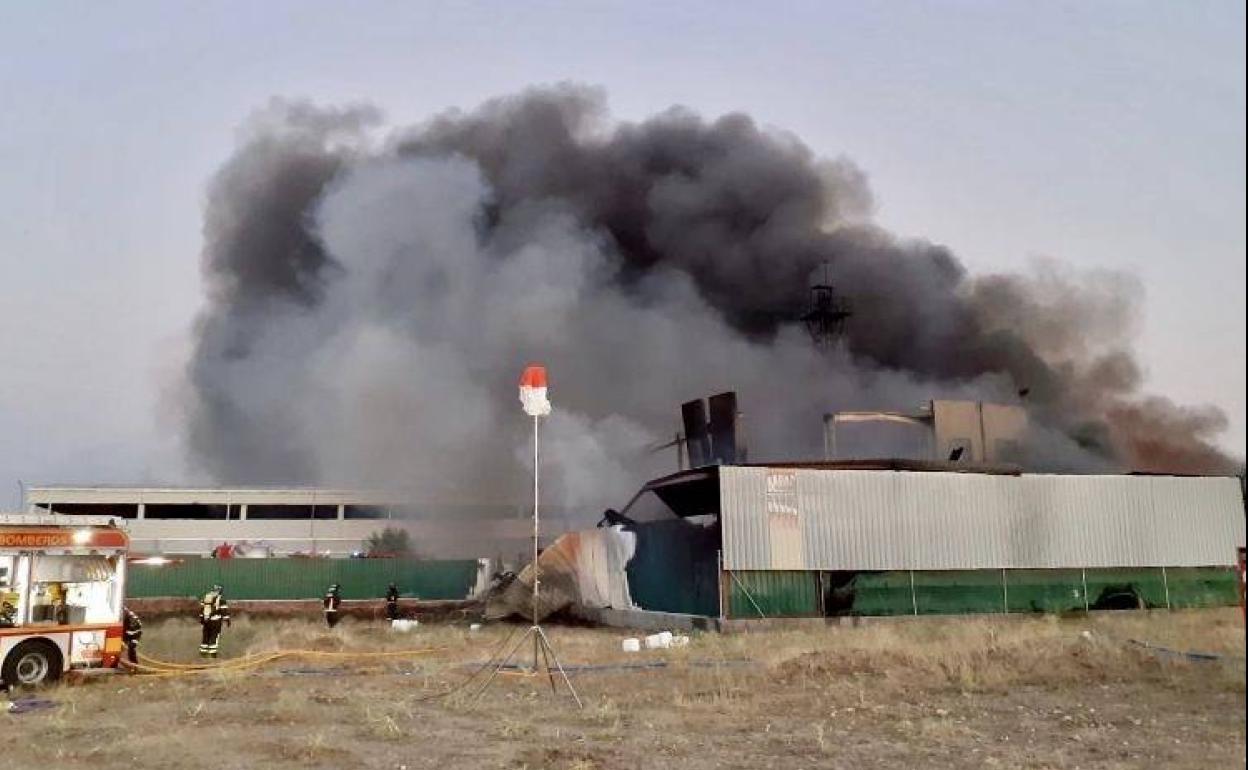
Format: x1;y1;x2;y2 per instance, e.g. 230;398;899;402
1081;568;1089;613
1161;566;1171;610
909;570;918;616
717;550;726;623
1001;568;1008;614
728;570;767;619
1238;548;1246;622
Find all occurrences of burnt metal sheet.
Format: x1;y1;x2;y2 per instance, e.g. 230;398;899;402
619;468;720;520
719;467;1246;571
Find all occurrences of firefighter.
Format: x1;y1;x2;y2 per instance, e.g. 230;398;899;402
385;582;400;621
198;584;230;658
322;583;342;628
0;600;15;627
121;605;143;665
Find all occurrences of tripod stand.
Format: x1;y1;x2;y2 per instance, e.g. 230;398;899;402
472;412;581;707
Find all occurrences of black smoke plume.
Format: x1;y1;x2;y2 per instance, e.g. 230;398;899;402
185;85;1238;513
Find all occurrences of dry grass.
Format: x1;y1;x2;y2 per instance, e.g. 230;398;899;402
757;609;1247;696
3;609;1244;769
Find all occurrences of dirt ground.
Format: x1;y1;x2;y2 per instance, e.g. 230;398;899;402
3;609;1244;770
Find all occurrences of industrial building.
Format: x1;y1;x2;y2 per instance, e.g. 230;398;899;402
22;486;564;560
495;461;1246;625
26;396;1247;619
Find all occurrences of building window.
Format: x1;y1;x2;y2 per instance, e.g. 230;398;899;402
343;505;390;520
145;504;230;520
35;503;139;519
246;504;338;521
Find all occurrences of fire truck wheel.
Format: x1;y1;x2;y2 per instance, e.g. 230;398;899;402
2;640;63;688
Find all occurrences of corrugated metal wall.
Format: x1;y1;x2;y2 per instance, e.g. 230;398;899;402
128;558;480;600
720;468;1246;571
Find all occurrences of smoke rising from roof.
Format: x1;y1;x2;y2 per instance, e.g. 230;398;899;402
185;85;1238;513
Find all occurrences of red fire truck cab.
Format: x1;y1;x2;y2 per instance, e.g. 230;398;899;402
1;514;129;688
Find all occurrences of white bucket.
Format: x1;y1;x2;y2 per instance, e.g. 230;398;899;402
621;637;641;653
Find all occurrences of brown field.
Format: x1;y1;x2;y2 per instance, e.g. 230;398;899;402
4;609;1245;769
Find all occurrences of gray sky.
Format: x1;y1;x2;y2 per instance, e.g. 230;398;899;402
0;1;1243;506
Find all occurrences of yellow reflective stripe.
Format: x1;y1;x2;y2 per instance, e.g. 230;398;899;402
104;638;123;653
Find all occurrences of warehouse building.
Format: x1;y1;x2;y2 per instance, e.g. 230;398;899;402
23;485;566;560
496;461;1246;624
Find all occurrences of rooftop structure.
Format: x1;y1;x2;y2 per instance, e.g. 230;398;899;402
822;399;1028;464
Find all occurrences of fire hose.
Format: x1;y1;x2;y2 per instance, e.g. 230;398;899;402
120;627;527;702
123;647;443;678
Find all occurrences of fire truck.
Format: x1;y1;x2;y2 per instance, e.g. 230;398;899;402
1;514;129;688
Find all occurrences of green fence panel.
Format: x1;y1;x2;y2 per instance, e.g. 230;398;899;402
1005;569;1086;614
846;568;1240;617
849;570;1035;617
852;571;992;617
1083;568;1168;609
1160;567;1239;608
128;559;224;599
393;560;481;601
914;571;1008;616
727;571;820;618
128;558;479;600
846;572;913;616
724;567;1248;619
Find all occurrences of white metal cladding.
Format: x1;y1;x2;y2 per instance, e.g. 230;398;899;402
718;467;1246;571
719;468;770;570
